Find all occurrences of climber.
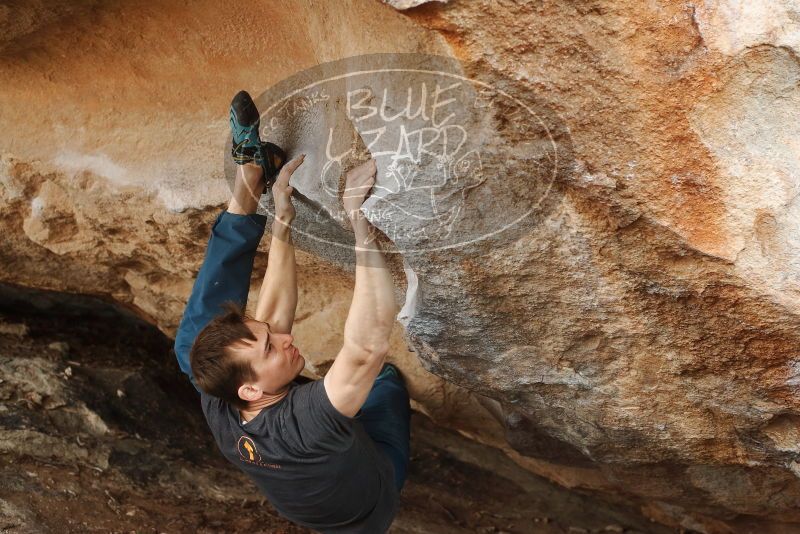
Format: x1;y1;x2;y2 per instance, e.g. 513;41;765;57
172;90;410;533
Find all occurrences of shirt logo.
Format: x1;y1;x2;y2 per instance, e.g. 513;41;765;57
237;435;282;470
238;436;261;462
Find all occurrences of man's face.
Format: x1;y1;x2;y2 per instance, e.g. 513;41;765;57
233;319;306;399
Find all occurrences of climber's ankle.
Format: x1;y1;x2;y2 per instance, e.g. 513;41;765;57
227;162;265;215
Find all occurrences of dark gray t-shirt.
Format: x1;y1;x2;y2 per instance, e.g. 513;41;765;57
200;379;399;533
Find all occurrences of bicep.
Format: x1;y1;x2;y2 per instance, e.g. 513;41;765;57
323;343;386;418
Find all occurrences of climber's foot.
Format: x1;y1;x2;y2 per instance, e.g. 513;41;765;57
259;141;286;186
230;90;261;164
229;90;286;184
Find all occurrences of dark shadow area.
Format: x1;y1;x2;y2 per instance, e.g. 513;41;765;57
0;282;674;533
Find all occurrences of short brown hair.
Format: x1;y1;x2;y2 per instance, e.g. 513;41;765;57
190;302;257;409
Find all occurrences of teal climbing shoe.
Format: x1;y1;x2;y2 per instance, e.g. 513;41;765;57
376;363;401;382
230;90;261;163
229;90;286;183
257;141;287;186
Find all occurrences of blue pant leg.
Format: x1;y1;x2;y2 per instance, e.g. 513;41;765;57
356;373;411;492
174;211;268;389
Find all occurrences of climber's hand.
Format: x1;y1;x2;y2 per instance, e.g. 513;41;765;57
343;158;377;219
272;154;304;225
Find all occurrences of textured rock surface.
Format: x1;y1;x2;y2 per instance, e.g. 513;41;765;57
383;0;447;10
0;284;668;533
2;0;800;531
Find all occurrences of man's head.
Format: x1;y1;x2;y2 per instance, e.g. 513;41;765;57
189;303;306;409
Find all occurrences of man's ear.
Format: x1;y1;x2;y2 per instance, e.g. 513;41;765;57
238;383;262;403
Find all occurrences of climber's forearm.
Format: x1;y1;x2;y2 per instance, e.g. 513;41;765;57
351;214;388;269
342;214;396;354
254;221;297;334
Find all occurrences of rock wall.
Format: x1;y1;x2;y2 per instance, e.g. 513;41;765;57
0;283;668;533
2;0;800;531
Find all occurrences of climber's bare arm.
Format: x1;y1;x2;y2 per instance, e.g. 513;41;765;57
324;159;397;418
254;155;305;334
